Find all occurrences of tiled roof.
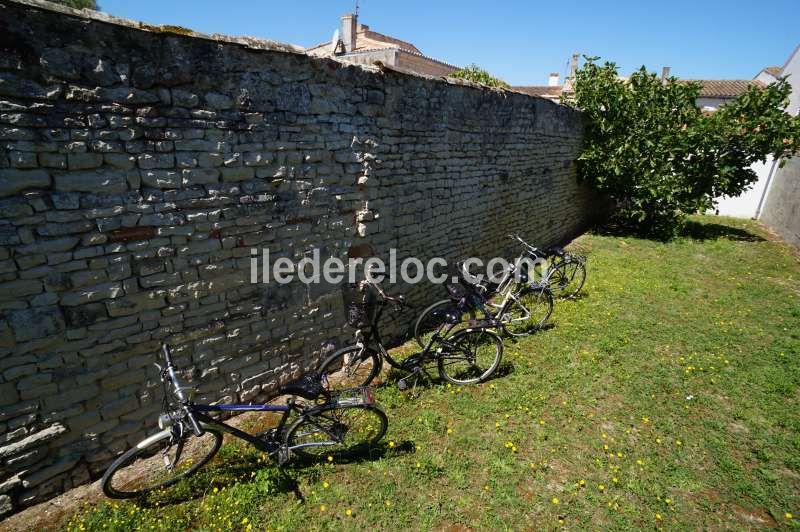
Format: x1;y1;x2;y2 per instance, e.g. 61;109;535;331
306;24;422;55
511;86;563;99
685;79;764;98
764;66;781;76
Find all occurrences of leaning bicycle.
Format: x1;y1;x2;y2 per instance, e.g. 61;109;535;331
414;249;554;348
101;345;387;499
318;280;504;393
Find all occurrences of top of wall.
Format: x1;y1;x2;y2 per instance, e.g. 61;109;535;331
4;0;569;105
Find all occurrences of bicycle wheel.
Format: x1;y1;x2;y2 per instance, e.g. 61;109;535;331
413;299;476;348
101;426;223;499
318;345;381;392
549;259;586;299
437;328;503;385
501;285;553;337
286;404;388;460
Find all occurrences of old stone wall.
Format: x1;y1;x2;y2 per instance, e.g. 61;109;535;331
0;0;602;516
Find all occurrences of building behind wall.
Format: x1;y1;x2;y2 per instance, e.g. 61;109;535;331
306;13;460;78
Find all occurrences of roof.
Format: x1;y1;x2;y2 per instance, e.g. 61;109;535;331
511;86;563;99
764;66;782;76
685;79;764;98
307;23;422;55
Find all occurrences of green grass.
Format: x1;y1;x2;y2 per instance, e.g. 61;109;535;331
66;215;800;531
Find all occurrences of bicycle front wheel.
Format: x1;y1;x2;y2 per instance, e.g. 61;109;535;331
286;404;388;460
413;299;476;348
549;259;586;299
101;426;222;499
501;285;553;337
318;345;381;393
437;328;503;385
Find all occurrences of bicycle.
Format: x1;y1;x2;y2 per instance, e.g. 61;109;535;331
413;241;555;348
512;234;587;300
101;345;387;499
318;280;504;394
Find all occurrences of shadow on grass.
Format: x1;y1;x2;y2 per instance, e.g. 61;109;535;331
134;439;408;509
678;220;765;242
591;219;765;243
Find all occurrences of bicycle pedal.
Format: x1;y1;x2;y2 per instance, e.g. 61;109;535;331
277;445;290;466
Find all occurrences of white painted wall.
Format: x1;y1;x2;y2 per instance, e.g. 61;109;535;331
713;157;777;218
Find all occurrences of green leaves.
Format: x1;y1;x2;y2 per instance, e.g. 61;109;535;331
448;64;509;88
568;57;800;238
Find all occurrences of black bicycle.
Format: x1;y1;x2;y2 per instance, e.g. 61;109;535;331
318;280;504;393
101;345;387;499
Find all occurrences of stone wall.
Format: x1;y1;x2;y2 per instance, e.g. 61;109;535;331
760;157;800;247
0;0;602;517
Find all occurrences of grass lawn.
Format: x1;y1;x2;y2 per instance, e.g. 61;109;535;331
66;215;800;530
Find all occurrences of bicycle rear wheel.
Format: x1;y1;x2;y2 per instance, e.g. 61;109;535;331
286;404;388;460
437;328;503;385
317;345;381;393
101;426;222;499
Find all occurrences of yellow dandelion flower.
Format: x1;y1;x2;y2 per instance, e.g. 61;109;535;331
416;462;421;468
322;481;329;488
656;513;662;520
676;440;682;446
447;428;453;434
785;512;793;520
612;477;619;484
327;455;334;462
598;484;605;491
389;441;395;448
636;459;643;465
319;505;326;512
385;500;392;507
241;517;249;525
551;497;559;504
346;509;353;517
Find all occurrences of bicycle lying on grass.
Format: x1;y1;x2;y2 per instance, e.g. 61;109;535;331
318;279;504;393
101;345;387;499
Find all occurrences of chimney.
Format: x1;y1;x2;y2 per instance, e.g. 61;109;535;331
564;53;579;92
548;72;560;86
661;66;671;83
340;13;357;53
569;53;579;77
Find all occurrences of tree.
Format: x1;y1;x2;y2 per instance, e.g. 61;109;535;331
449;64;509;88
49;0;98;10
568;57;800;238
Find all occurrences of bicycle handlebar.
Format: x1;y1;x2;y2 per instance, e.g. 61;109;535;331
160;344;204;437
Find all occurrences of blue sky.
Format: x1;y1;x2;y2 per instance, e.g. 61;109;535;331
100;0;798;86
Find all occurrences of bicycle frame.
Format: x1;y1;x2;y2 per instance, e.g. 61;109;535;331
158;346;358;456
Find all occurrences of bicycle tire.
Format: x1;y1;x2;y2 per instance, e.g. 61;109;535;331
413;299;476;348
437;327;503;385
318;345;382;392
549;259;586;299
101;426;223;499
501;285;553;337
286;404;388;460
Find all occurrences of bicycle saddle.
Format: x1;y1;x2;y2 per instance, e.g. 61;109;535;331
279;373;328;400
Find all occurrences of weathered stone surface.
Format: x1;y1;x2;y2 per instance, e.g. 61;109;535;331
0;423;66;459
0;169;50;197
59;283;124;306
7;306;65;342
54;171;128;193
